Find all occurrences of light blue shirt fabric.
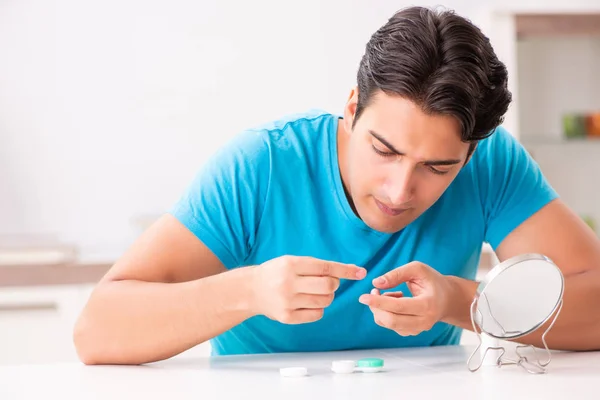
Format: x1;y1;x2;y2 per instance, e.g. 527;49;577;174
169;110;558;355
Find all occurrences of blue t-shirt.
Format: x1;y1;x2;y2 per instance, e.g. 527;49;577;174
169;110;558;355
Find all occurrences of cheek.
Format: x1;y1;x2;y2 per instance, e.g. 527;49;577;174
415;176;454;205
356;161;386;193
349;145;378;184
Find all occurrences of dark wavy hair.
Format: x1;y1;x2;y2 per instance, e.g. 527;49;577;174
354;6;512;157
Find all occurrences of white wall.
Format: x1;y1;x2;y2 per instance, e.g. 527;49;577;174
1;0;599;258
517;36;600;225
518;37;600;139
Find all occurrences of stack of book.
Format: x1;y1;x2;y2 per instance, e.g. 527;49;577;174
563;112;600;139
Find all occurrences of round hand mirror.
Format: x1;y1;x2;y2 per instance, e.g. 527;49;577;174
467;253;564;374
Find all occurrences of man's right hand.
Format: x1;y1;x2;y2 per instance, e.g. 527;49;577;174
250;256;366;324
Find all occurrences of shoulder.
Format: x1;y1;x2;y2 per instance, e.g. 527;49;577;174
469;125;531;194
248;109;336;132
195;108;338;204
470;125;554;199
227;109;338;180
468;126;559;248
244;109;337;150
207;109;333;166
443;126;518;199
472;125;519;161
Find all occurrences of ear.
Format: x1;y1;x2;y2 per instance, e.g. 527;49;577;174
342;86;359;135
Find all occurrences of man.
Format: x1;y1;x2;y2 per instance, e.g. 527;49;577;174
73;6;600;365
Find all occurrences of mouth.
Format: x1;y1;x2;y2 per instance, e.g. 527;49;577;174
374;199;409;217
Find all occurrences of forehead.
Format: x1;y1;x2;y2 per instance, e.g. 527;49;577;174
360;92;469;159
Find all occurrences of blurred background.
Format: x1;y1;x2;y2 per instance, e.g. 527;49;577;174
1;0;599;365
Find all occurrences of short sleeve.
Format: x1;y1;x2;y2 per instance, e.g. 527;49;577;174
477;127;559;250
169;130;271;269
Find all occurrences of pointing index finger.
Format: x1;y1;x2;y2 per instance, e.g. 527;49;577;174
295;258;366;280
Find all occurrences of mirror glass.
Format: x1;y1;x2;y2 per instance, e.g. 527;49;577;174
474;254;564;339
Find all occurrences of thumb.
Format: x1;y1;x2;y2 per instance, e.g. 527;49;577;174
373;261;424;289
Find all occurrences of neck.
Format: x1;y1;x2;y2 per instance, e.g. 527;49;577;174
336;119;358;215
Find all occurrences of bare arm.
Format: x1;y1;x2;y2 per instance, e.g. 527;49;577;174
73;214;365;365
443;198;600;351
73;214;257;365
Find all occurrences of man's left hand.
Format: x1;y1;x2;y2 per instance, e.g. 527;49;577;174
358;261;454;336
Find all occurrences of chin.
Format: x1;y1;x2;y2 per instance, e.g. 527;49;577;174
372;221;408;234
360;211;411;234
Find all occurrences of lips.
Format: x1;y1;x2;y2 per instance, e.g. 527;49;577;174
375;199;409;216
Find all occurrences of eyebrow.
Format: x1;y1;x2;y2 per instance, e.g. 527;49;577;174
369;130;462;166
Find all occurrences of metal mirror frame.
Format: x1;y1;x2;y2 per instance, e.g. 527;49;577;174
467;253;565;374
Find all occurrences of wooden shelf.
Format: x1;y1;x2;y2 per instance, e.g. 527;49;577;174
0;262;111;287
516;13;600;38
521;137;600;146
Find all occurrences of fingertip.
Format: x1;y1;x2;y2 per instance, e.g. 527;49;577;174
372;276;387;288
354;266;367;279
358;294;369;304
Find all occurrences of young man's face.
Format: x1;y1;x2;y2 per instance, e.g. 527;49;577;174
339;88;472;233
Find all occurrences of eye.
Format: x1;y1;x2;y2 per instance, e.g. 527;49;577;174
372;145;395;157
427;166;450;175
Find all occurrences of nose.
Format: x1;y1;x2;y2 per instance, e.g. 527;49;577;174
384;164;414;206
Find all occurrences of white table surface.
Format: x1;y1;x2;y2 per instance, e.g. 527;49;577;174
1;345;598;399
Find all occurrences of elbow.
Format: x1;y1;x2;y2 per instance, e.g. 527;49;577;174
73;314;104;365
72;282;121;365
72;305;147;366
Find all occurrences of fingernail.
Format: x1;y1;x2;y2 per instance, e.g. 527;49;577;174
355;268;366;278
358;295;368;304
374;277;386;285
370;288;380;295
